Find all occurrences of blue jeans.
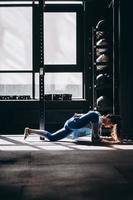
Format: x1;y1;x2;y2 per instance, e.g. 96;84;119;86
46;111;99;141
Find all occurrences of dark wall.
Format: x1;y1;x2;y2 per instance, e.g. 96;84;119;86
0;101;39;134
119;0;133;139
0;101;88;134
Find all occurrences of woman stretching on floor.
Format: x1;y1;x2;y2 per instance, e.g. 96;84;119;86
24;110;120;143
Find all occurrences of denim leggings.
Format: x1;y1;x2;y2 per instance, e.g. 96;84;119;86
46;111;99;141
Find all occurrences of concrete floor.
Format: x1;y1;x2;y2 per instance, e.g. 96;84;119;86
0;135;133;200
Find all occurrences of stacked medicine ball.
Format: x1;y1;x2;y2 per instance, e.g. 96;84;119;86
95;20;113;112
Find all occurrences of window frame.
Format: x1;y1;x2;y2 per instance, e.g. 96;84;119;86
0;1;85;100
43;3;83;72
42;3;85;99
0;2;34;98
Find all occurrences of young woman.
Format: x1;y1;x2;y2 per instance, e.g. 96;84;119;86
24;110;120;143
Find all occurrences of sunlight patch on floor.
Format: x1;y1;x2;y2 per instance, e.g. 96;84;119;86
0;135;133;151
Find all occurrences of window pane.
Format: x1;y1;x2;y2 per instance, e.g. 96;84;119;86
0;73;32;96
35;73;82;99
44;12;76;65
0;7;32;70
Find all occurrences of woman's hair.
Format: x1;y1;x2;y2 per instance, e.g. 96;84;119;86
106;114;120;124
106;114;121;139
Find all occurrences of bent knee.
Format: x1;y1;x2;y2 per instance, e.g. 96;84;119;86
88;111;99;123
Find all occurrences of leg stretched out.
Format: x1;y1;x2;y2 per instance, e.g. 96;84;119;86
24;127;71;141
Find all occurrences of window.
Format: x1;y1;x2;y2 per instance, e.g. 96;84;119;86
0;7;32;70
44;12;77;65
35;72;82;99
0;73;32;96
0;1;84;100
43;2;84;99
